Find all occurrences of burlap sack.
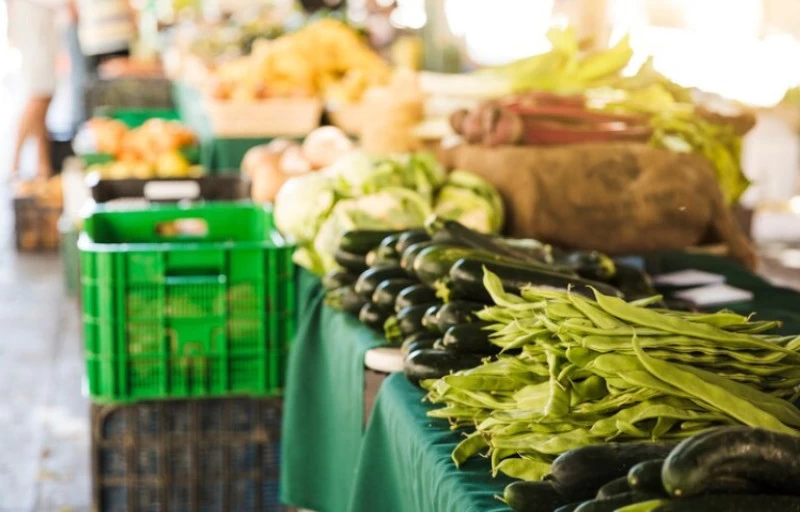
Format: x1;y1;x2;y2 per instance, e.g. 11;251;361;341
442;143;756;269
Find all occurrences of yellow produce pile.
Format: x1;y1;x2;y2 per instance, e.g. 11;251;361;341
208;19;390;102
84;118;200;179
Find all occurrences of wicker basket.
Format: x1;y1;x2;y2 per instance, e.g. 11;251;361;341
327;102;366;136
204;97;323;137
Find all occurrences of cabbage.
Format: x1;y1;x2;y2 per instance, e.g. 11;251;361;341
274;172;337;243
327;151;381;196
312;187;432;273
433;170;504;234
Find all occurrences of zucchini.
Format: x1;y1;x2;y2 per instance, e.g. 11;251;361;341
359;302;391;332
340;229;402;255
372;279;415;310
365;248;400;268
442;323;499;355
323;286;367;315
610;264;660;302
653;494;800;512
596;476;630;500
395;284;438;313
395;229;431;255
662;426;800;499
433;301;485;333
573;491;662;512
400;332;439;355
354;266;408;299
322;269;357;291
400;241;440;276
334;249;369;273
385;304;435;343
448;258;624;303
504;480;568;512
422;304;443;333
426;217;532;260
432;339;446;351
560;250;617;281
377;233;403;258
549;442;678;501
403;349;483;386
627;459;666;496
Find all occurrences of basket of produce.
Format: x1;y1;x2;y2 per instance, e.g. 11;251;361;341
203;19;389;137
327;101;366;136
91;397;283;511
79;203;295;403
75;117;202;180
13;177;63;252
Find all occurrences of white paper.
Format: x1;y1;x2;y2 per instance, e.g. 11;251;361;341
653;269;726;287
674;284;754;307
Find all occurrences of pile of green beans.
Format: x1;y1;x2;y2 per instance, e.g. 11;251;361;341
423;269;800;481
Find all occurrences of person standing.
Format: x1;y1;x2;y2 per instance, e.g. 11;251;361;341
8;0;62;178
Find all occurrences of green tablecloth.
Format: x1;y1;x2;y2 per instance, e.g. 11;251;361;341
349;373;513;512
280;269;384;512
282;253;800;512
171;82;273;171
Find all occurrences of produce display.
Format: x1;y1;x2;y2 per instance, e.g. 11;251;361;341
502;426;800;511
274;154;504;275
465;28;751;205
76;118;200;179
208;19;390;102
242;126;354;202
322;219;636;356
414;264;800;485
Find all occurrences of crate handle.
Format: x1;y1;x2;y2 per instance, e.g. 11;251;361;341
155;218;208;238
165;274;227;286
143;180;201;201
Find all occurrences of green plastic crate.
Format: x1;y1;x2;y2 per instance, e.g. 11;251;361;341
79;203;295;403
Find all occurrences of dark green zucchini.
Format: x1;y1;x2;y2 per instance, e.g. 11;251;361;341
395;229;431;255
422;304;443;333
322;269;358;291
359;302;391;332
596;476;630;500
560;251;617;281
395;284;438;313
400;241;440;276
400;332;439;355
573;491;662;512
504;480;568;512
434;301;485;333
610;264;660;302
627;459;666;496
385;304;435;343
442;323;499;355
426;217;532;260
653;494;800;512
354;266;408;299
449;258;624;303
432;339;446;351
662;426;800;499
371;279;415;310
548;442;678;501
323;286;367;314
340;229;402;255
403;349;483;386
373;233;403;262
365;247;400;268
334;249;369;273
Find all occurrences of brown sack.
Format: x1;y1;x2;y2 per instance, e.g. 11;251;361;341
442;143;756;269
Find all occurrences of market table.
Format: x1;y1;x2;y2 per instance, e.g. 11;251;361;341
172;82;273;170
281;253;800;512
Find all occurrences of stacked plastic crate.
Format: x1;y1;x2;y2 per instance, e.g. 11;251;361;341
79;203;295;511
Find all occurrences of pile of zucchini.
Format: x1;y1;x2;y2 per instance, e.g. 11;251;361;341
322;218;639;382
505;426;800;511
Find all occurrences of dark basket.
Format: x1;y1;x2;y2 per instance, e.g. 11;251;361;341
91;397;284;512
13;197;61;252
85;77;175;117
88;174;250;204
